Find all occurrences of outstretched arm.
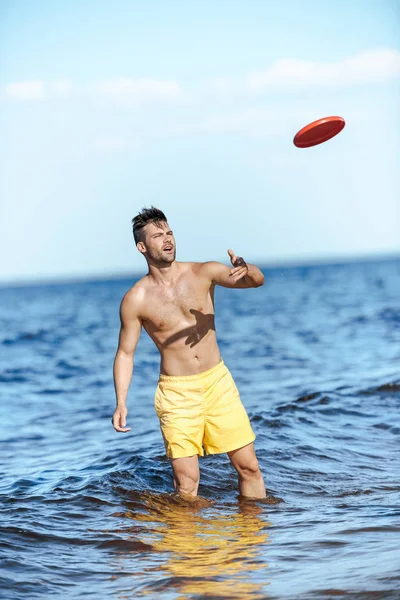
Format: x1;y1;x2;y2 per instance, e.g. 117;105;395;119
201;249;264;289
112;290;142;432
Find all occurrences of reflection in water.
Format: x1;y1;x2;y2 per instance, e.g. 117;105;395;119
111;492;272;598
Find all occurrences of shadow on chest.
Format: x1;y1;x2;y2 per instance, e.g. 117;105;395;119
150;285;205;327
143;282;216;347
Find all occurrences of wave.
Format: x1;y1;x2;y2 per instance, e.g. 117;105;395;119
1;329;50;345
0;367;38;383
360;381;400;395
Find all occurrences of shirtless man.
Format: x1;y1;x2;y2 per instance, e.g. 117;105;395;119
112;207;267;499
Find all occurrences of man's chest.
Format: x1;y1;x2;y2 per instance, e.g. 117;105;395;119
142;280;213;331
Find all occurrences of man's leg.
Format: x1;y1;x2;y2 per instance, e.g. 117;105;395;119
228;443;266;499
171;455;200;497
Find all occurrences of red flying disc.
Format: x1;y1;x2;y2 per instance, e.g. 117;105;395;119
293;116;345;148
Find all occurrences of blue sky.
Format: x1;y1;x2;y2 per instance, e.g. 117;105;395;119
0;0;399;282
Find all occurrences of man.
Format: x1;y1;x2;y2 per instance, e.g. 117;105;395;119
112;207;267;500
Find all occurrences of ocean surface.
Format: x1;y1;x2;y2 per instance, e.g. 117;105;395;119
1;257;399;600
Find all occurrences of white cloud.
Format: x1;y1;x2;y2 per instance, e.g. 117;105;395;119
246;49;400;92
205;49;400;98
5;81;45;100
4;79;72;100
4;49;399;106
94;77;184;105
3;77;183;105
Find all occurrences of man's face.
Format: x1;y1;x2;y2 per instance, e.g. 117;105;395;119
140;221;176;264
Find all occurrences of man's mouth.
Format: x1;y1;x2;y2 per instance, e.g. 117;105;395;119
163;245;173;252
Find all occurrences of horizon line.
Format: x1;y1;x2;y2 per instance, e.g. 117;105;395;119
1;250;399;289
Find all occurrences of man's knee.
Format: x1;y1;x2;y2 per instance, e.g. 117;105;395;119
235;459;262;481
175;471;199;495
172;457;200;496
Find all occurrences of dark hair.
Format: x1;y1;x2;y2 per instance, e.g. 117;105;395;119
132;206;167;244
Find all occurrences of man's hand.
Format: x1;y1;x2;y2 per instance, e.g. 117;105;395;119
112;406;131;433
228;249;249;284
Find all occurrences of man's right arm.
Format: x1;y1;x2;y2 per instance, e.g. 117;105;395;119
112;290;142;433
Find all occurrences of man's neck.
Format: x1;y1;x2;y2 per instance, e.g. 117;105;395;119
148;260;181;285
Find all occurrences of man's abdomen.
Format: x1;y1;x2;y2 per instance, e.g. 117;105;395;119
159;329;221;376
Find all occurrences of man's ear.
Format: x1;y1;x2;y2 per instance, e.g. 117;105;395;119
137;241;146;254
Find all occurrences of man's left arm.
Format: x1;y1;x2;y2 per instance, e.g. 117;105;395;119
201;249;264;289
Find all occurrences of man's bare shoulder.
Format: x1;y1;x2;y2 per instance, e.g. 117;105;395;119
191;261;222;279
120;277;149;317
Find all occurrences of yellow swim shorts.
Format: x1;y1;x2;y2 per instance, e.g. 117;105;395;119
154;360;256;459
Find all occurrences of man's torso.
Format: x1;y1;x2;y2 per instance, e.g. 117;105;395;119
133;262;221;375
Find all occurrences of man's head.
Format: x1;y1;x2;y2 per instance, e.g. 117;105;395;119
132;206;176;265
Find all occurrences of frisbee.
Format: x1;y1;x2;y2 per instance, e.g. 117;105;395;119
293;116;345;148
